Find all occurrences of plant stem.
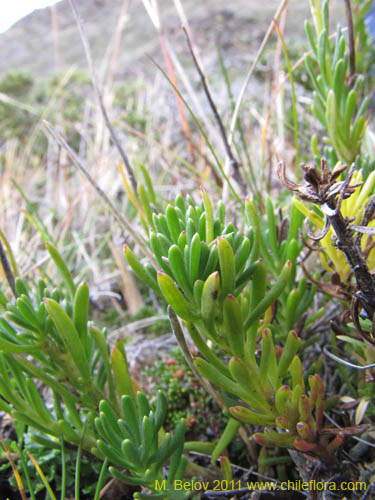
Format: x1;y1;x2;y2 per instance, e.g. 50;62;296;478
0;238;17;298
327;201;375;319
344;0;356;88
68;0;138;194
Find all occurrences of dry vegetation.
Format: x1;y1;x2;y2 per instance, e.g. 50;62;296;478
0;0;374;499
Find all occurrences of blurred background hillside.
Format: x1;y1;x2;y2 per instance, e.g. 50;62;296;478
0;0;343;77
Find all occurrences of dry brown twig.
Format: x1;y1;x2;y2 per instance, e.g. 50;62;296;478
43;120;157;267
279;159;375;322
0;239;17;298
182;27;246;195
68;0;138;194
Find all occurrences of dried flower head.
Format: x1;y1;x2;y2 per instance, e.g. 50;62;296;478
280;158;375;321
277;159;361;207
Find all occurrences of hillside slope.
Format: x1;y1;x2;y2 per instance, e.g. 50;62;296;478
0;0;338;78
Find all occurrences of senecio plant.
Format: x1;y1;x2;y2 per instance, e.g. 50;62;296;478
0;243;187;499
125;192;350;464
0;0;374;498
306;0;371;165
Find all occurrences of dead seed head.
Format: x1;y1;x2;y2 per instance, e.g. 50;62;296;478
278;159;361;205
